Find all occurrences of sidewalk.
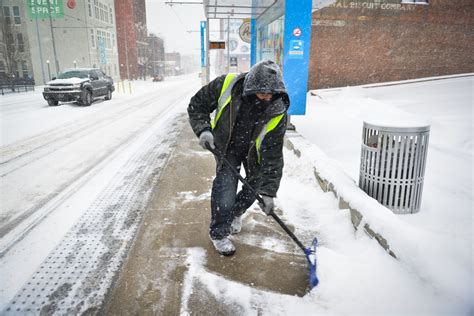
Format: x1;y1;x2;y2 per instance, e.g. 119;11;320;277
104;119;310;315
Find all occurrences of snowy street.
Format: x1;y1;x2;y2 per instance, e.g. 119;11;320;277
0;75;472;315
0;75;201;311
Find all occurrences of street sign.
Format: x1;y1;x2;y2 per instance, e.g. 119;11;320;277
230;57;238;67
209;41;226;49
28;0;64;19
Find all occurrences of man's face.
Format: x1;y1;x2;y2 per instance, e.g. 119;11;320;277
256;93;272;102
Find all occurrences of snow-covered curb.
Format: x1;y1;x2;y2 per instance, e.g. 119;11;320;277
309;72;474;94
284;131;470;305
284;131;397;258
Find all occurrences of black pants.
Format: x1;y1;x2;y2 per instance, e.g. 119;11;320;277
210;152;259;239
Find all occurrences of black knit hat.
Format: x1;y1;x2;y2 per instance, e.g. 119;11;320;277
243;60;287;96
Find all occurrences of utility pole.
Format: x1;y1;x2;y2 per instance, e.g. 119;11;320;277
48;7;60;74
34;16;46;84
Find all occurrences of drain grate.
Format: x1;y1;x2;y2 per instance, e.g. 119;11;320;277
3;115;185;315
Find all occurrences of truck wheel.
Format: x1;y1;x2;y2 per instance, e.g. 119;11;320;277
81;90;92;106
104;88;112;100
47;99;59;106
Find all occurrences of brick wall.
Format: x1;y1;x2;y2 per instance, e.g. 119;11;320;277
115;0;138;79
308;0;474;89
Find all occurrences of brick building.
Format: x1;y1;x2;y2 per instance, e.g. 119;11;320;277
309;0;474;89
114;0;148;79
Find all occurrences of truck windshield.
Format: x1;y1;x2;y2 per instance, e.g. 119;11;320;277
57;70;89;79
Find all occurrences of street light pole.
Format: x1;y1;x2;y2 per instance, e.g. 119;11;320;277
46;60;51;81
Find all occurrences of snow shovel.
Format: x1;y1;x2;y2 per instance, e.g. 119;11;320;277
206;144;319;289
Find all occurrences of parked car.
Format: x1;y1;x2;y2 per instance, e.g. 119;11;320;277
43;68;114;106
152;74;164;82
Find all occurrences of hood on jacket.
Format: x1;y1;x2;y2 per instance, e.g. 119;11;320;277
243;60;287;96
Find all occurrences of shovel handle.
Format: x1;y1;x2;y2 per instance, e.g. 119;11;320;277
205;143;307;254
205;143;265;205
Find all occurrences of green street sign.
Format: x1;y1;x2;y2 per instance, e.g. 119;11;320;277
28;0;64;19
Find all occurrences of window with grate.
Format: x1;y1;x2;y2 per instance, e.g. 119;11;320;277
13;6;20;24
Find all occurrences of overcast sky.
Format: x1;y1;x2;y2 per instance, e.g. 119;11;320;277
145;0;220;56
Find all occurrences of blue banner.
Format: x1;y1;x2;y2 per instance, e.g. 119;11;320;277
283;0;312;115
98;38;107;65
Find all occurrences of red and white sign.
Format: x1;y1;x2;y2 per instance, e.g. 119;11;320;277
292;27;302;37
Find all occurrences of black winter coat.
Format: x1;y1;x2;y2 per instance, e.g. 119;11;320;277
187;61;289;197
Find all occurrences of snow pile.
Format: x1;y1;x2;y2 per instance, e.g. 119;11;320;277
291;75;473;313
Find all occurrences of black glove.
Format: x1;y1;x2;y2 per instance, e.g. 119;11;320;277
258;195;274;215
199;130;215;150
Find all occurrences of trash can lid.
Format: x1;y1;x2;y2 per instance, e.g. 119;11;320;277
364;115;430;133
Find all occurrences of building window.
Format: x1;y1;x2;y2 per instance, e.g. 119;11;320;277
110;7;113;25
87;0;92;17
13;6;20;24
3;6;11;24
90;29;95;48
21;61;28;78
106;32;111;49
104;5;108;23
99;3;103;21
17;33;24;52
94;0;99;19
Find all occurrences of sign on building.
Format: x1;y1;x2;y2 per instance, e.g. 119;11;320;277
210;41;226;49
28;0;65;19
98;38;107;65
239;19;251;43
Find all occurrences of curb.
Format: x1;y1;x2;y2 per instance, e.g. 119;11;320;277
284;131;397;259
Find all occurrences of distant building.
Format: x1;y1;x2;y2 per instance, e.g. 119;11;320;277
147;34;165;76
309;0;474;89
165;52;181;76
114;0;148;79
0;0;120;85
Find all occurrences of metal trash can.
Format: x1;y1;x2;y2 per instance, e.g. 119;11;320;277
359;121;430;214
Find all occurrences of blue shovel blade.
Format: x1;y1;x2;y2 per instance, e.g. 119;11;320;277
304;238;319;289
